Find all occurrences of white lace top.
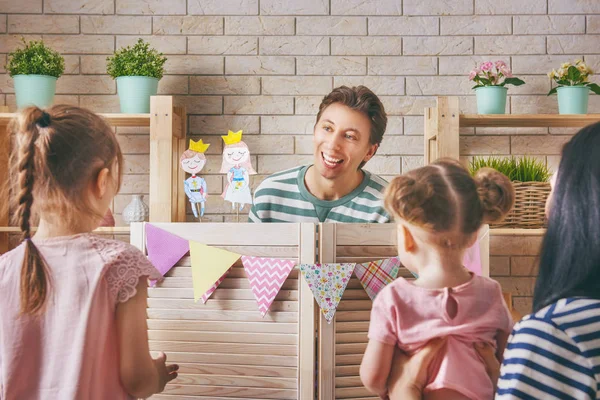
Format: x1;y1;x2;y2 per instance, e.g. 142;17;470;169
0;233;162;400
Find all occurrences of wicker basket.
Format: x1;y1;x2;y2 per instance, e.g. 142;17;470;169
491;181;551;229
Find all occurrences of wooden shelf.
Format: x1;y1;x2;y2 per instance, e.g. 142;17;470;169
490;228;546;236
0;226;131;233
0;113;151;127
460;114;600;128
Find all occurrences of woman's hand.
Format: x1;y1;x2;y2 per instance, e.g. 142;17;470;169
475;342;501;393
153;352;179;393
387;338;446;400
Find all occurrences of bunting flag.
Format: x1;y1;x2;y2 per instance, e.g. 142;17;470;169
300;263;356;323
189;241;241;302
241;256;296;316
354;257;401;301
145;224;190;286
200;269;231;303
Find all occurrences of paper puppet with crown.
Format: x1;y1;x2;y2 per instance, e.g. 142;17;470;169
181;139;210;219
220;130;257;211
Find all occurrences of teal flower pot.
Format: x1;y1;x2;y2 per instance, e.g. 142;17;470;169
557;86;589;114
475;86;508;114
13;74;57;109
116;76;159;113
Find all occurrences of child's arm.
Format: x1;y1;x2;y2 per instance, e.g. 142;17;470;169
360;340;395;398
116;278;179;398
495;330;510;363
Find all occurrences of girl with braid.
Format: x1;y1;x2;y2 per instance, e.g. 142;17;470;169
0;106;178;399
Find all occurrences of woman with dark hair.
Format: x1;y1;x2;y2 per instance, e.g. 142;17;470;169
496;122;600;399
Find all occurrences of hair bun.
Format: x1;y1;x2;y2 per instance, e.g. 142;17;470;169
384;174;435;225
474;167;515;223
37;111;51;128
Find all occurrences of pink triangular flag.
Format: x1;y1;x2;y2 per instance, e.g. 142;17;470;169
463;240;482;276
201;269;232;303
242;256;296;317
146;224;189;286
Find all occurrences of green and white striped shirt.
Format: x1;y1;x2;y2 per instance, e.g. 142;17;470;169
249;165;391;223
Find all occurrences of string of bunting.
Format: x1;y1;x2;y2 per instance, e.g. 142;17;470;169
145;224;480;320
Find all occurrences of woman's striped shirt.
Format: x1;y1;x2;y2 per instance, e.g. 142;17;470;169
497;297;600;400
248;165;390;223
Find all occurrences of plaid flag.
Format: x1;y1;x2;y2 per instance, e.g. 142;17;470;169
354;257;401;300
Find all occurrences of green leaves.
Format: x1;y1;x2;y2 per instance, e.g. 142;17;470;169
587;83;600;95
106;39;167;80
469;156;550;183
547;87;558;96
502;77;525;87
6;39;65;78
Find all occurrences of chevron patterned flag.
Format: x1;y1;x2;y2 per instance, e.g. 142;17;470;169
200;269;232;304
354;257;401;301
299;263;356;323
241;256;296;317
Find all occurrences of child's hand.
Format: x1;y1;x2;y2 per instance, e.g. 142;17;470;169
153;352;179;393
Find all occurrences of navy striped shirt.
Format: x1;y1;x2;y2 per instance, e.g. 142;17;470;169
497;297;600;400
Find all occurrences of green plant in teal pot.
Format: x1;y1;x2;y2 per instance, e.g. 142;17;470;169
107;39;167;113
7;39;65;109
547;60;600;114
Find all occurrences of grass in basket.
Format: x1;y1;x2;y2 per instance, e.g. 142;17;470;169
469;156;551;183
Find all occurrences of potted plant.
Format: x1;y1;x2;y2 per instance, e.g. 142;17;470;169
469;156;551;228
106;38;167;113
469;61;525;115
6;39;65;109
547;59;600;114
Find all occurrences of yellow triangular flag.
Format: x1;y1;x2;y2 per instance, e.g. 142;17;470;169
189;241;241;302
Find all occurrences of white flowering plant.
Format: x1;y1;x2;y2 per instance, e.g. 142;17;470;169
469;61;525;89
547;59;600;95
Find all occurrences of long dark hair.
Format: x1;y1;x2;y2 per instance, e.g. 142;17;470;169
533;122;600;311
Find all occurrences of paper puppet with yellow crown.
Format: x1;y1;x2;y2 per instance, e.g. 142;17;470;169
220;130;257;211
181;139;210;219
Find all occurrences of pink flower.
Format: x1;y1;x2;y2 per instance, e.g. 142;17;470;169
468;69;478;80
500;66;513;78
480;61;493;72
495;60;507;70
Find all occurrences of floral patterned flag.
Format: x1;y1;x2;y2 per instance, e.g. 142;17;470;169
354;257;401;301
299;263;356;323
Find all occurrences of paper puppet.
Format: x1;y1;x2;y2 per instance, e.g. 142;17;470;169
220;130;257;211
181;139;210;219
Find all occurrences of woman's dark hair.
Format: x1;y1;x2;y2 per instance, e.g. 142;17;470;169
533;122;600;311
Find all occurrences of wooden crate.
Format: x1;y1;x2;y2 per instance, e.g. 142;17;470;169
317;223;489;400
130;222;317;400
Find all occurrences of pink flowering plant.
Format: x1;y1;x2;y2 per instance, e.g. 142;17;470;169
469;61;525;89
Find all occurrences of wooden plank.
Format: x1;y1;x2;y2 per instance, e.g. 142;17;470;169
335;245;397;257
336;376;363;388
147;222;302;246
336;321;370;333
0;113;152;128
335;224;396;246
490;228;546;236
157;351;298;367
424;106;437;165
335;387;373;398
148;330;297;345
460;113;600;128
150;96;175;222
319;223;336;400
174;363;297;378
148;288;298;301
155;277;298;291
165;265;300;278
172;106;186;139
335;311;370;322
147;298;298;312
479;224;490;278
336;354;363;365
436;96;460;161
336;332;368;344
162;384;297;399
337;300;372;311
335;365;361;377
173;137;187;222
149;341;297;356
147;309;298;323
174;374;297;389
147;320;297;334
298;223;316;400
336;343;367;355
130;222;145;252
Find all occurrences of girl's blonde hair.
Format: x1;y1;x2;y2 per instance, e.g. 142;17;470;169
219;141;256;174
384;158;515;248
6;105;123;315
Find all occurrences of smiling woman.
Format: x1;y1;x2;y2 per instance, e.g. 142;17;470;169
249;86;391;223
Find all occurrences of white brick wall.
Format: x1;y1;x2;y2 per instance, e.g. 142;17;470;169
1;0;599;223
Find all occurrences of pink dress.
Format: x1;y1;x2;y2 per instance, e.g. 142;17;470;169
0;233;162;400
368;274;513;400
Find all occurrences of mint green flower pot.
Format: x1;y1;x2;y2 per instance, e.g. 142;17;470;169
475;86;508;114
557;86;589;114
116;76;159;113
13;74;57;109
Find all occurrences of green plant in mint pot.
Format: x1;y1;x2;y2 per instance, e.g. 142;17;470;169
107;38;167;113
469;61;525;115
547;60;600;114
7;39;65;109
